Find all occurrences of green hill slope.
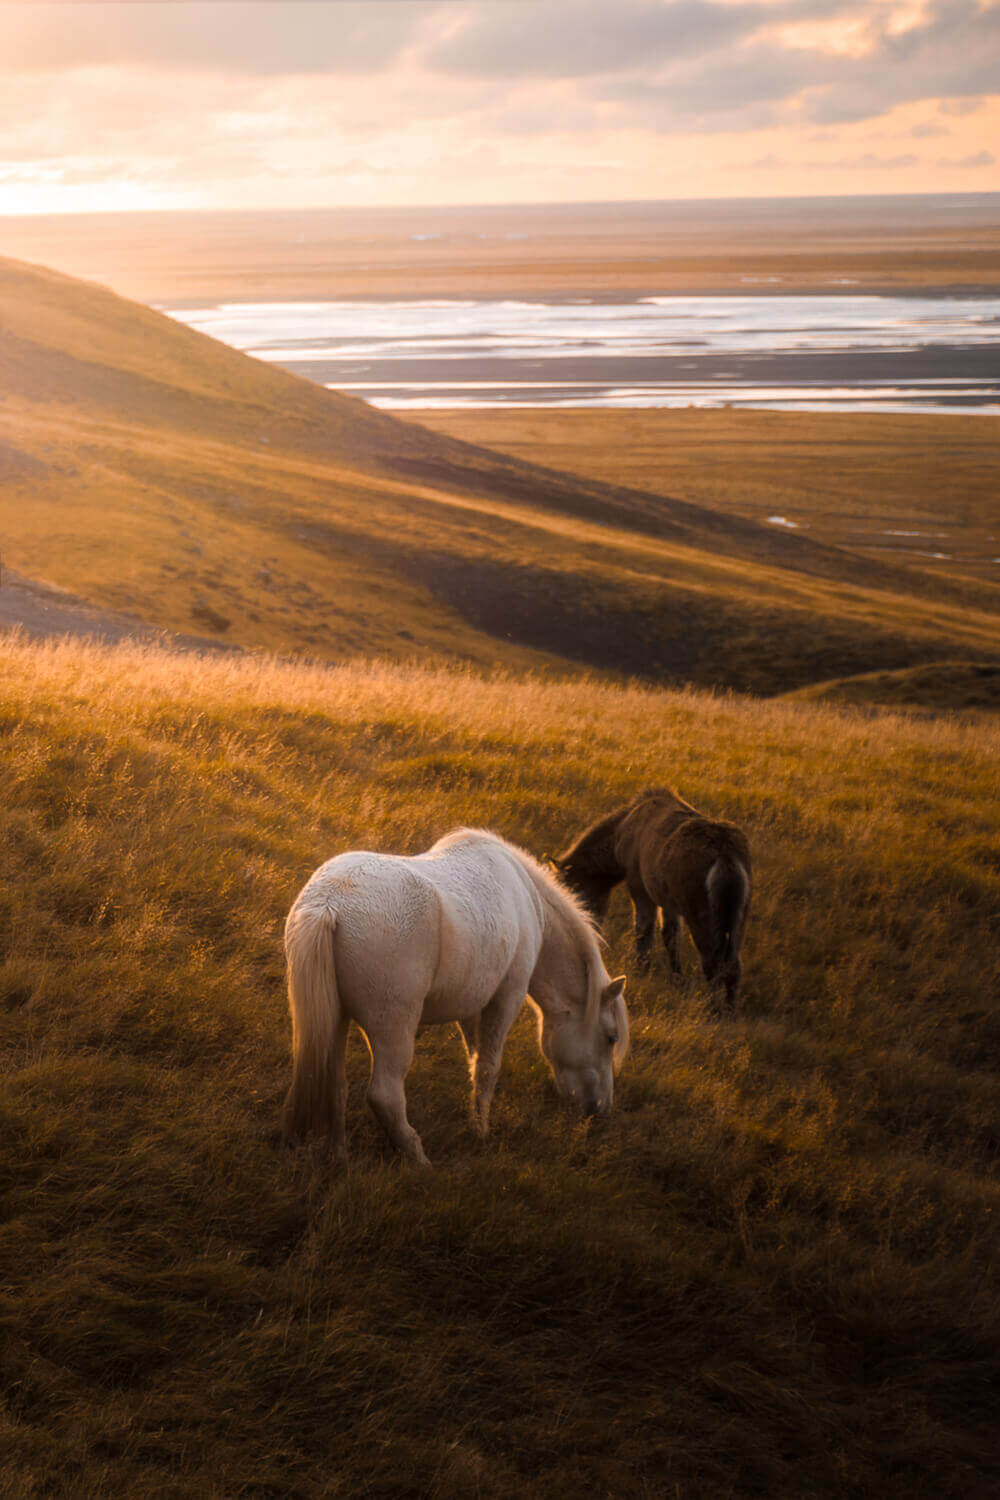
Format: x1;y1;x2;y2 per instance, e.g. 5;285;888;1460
2;634;998;1495
2;254;998;691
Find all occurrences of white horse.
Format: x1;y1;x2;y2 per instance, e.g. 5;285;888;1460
282;828;629;1166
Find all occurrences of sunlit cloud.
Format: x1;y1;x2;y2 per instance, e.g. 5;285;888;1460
0;0;996;212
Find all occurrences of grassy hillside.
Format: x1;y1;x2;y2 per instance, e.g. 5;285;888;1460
3;255;999;693
2;633;999;1495
783;660;1000;711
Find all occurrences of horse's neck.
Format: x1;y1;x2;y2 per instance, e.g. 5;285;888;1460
530;879;598;1015
563;810;627;888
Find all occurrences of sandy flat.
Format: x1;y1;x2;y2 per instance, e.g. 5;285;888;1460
3;198;999;304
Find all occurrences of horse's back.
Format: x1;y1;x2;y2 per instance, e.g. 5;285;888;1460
615;795;695;881
421;830;543;919
291;834;544;1026
292;850;436;925
619;799;749;911
417;833;545;1007
669;817;749;866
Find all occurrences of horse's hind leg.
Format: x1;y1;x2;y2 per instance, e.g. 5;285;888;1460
326;1013;350;1164
689;912;734;1008
470;977;526;1137
721;886;750;1008
628;880;657;971
365;1018;430;1167
721;954;743;1009
686;906;732;1010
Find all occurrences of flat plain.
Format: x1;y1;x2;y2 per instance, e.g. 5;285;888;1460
4;195;1000;303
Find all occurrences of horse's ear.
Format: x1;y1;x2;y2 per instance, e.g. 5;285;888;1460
602;977;629;1072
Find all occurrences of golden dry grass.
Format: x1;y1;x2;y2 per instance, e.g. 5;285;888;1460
2;632;999;1496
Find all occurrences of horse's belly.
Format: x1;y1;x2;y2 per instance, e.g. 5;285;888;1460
419;961;512;1025
419;915;530;1025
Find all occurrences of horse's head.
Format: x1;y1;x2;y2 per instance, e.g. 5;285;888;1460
537;969;629;1117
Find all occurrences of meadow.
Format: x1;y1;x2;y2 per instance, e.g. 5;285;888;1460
2;632;999;1496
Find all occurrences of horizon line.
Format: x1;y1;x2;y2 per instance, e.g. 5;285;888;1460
3;188;1000;222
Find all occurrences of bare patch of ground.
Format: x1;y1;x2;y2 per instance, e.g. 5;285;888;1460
0;569;241;655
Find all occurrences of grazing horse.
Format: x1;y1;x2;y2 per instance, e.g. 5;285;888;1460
554;789;751;1007
283;828;629;1166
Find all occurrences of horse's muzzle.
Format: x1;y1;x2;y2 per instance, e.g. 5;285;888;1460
583;1096;610;1118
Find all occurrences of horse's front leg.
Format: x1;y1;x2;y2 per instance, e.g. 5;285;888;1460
456;1017;480;1080
470;979;526;1138
628;880;657;971
660;901;683;977
366;1018;430;1167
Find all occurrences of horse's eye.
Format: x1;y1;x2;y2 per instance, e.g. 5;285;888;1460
606;1032;618;1048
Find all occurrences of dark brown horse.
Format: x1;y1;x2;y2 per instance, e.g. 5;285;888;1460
554;789;751;1007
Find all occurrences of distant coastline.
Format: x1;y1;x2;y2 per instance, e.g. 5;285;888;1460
166;290;1000;414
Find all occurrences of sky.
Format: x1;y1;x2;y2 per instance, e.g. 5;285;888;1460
0;0;997;213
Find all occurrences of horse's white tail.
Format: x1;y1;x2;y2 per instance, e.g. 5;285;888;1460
705;857;750;1003
283;899;342;1142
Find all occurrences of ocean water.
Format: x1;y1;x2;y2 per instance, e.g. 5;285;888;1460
168;292;1000;413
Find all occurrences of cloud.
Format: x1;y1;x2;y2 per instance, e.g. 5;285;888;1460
821;151;919;167
939;95;985;115
735;149;922;169
425;0;766;78
935;149;995;166
2;0;998;130
418;0;1000;138
0;2;442;76
0;0;997;210
802;1;1000;124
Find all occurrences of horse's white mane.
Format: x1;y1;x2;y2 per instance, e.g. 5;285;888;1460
439;827;603;949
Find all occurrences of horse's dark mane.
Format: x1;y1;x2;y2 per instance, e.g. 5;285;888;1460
560;787;694;862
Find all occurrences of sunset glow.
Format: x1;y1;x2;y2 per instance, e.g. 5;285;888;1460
0;0;997;215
